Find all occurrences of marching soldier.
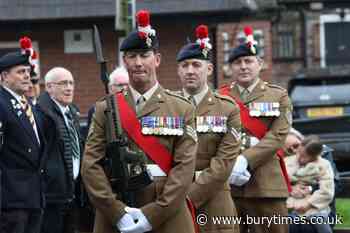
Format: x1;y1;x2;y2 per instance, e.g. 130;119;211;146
219;26;292;233
82;10;197;233
176;25;241;233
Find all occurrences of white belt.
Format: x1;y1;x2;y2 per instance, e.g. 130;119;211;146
147;164;167;177
195;170;203;181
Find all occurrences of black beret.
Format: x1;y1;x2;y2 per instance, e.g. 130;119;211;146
176;43;211;62
120;31;159;52
0;51;30;72
228;43;259;63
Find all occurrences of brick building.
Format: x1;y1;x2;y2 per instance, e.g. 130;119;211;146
0;0;278;114
273;0;350;86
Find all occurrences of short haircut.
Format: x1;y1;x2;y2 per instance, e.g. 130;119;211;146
301;135;323;158
44;67;72;84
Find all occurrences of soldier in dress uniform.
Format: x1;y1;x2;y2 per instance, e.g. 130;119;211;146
81;10;198;233
176;25;241;233
219;26;293;233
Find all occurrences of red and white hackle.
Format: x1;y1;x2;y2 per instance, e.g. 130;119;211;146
195;24;212;57
19;36;38;74
136;10;156;47
243;26;258;54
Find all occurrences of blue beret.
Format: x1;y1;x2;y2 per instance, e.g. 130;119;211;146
120;31;159;52
228;44;259;63
0;51;30;72
176;43;211;62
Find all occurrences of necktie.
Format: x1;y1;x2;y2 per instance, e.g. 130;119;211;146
20;96;36;128
240;89;249;102
188;95;196;106
136;96;146;114
65;110;80;159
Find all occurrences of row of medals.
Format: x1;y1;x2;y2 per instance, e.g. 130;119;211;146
141;116;184;135
196;116;227;133
249;102;280;117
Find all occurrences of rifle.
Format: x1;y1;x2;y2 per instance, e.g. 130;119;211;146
93;25;152;207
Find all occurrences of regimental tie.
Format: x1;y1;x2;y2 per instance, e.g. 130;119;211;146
65;110;80;159
188;95;197;106
240;88;249;102
20;96;36;127
136;96;146;114
20;96;40;144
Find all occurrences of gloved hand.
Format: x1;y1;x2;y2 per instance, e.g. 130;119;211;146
120;207;152;233
229;170;251;186
250;137;260;147
232;155;248;174
116;213;137;231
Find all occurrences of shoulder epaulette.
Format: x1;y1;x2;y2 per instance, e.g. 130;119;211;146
213;92;237;106
164;89;191;104
265;82;286;91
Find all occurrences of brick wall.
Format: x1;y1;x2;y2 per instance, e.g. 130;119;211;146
0;19;118;114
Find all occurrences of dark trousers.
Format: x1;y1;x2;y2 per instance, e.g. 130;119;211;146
0;209;43;233
40;204;77;233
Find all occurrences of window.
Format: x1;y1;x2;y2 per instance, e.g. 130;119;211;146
273;24;298;59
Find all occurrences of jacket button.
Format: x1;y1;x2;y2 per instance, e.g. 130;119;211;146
40;169;44;174
28;148;32;153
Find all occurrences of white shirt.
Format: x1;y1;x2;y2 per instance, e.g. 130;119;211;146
52;98;80;180
3;86;41;144
129;82;159;111
183;84;209;106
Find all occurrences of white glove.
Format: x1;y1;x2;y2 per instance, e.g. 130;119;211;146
116;213;137;231
229;170;251;186
232;155;248;174
250;137;260;147
120;207;152;233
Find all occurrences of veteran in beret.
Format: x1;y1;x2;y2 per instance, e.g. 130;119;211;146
0;37;47;233
219;26;292;233
82;10;197;233
176;24;241;233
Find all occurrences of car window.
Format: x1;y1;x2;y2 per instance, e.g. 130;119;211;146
290;82;350;105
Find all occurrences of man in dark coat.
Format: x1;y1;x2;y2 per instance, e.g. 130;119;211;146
0;47;47;233
37;67;83;233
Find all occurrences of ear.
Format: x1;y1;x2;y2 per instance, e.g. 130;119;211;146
207;62;214;76
154;52;161;68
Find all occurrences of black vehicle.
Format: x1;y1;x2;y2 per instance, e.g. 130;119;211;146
288;67;350;172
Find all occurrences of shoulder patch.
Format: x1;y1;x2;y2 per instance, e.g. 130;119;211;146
164;89;191;104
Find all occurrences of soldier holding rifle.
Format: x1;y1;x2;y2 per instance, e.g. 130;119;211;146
82;10;198;233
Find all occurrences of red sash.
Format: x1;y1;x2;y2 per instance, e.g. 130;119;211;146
116;93;199;232
116;93;172;174
219;85;292;193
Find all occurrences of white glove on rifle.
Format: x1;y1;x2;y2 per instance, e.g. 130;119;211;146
120;207;152;233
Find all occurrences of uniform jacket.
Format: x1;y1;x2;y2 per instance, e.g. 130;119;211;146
285;155;334;216
184;89;241;233
82;86;197;233
37;91;83;205
0;86;47;209
220;79;292;198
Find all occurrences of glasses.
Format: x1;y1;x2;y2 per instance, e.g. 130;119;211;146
30;79;40;85
51;80;75;88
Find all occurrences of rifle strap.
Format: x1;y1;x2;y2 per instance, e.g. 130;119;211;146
116;93;172;174
219;85;292;192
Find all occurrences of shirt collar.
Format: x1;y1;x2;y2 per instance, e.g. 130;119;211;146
129;82;159;104
237;78;259;94
3;86;23;104
183;84;209;105
51;97;70;116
